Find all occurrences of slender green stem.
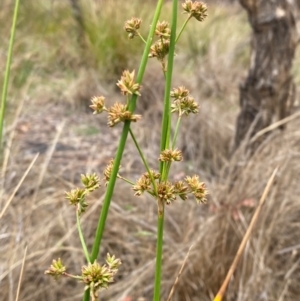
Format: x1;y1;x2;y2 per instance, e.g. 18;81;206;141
129;127;157;194
172;116;182;149
0;0;20;149
76;211;91;264
137;32;147;44
90;121;131;261
83;1;165;300
64;273;83;280
118;176;135;186
154;1;177;301
153;210;165;301
164;162;172;181
159;0;178;177
175;16;191;43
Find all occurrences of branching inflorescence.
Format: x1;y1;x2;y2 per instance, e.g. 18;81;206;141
45;1;208;300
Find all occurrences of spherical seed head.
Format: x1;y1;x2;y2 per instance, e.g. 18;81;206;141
116;70;141;96
171;96;199;116
106;253;122;270
65;188;88;215
149;39;170;61
104;159;121;185
170;86;190;99
155;21;171;38
81;173;100;192
174;181;189;200
124;17;142;39
81;256;121;299
157;181;176;205
44;258;66;280
185;175;208;203
182;1;208;22
132;174;152;196
107;102;141;127
159;149;183;162
90;96;106;114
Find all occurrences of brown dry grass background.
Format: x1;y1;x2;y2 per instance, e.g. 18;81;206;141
1;0;300;300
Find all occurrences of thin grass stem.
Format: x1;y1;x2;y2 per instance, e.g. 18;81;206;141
118;176;135;186
76;211;91;264
129;127;157;194
176;16;191;43
159;0;177;176
137;32;147;44
153;211;165;301
172;116;182;149
0;0;20;149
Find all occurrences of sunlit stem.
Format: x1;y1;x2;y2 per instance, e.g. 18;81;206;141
76;210;91;264
154;0;178;300
172;116;182;149
0;0;20;150
175;16;191;43
137;32;147;44
118;176;135;186
129;127;157;195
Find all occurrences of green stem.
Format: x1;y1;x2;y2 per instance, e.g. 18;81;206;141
129;127;157;195
153;209;165;301
154;1;177;301
90;121;131;261
172;116;182;149
0;0;20;149
76;211;91;264
64;273;83;280
118;176;135;186
175;16;191;43
137;32;147;44
83;1;165;300
159;0;177;177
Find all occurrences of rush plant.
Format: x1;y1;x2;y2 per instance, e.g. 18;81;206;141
45;1;208;300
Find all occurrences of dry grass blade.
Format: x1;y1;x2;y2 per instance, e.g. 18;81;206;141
167;244;193;301
15;245;27;301
213;166;279;301
1;96;24;186
0;153;39;220
250;110;300;143
32;120;65;202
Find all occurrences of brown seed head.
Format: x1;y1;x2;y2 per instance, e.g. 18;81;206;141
124;17;142;39
90;96;106;114
182;0;208;22
157;181;176;205
44;258;66;280
117;70;141;96
107;102;141;127
185;175;208;203
132;174;152;196
149;39;170;61
155;21;171;38
174;181;189;200
159;149;183;162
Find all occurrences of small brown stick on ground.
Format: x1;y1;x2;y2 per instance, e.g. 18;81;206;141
213;167;278;301
167;244;194;301
15;245;27;301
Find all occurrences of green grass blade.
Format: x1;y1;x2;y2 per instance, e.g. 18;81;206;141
0;0;21;149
